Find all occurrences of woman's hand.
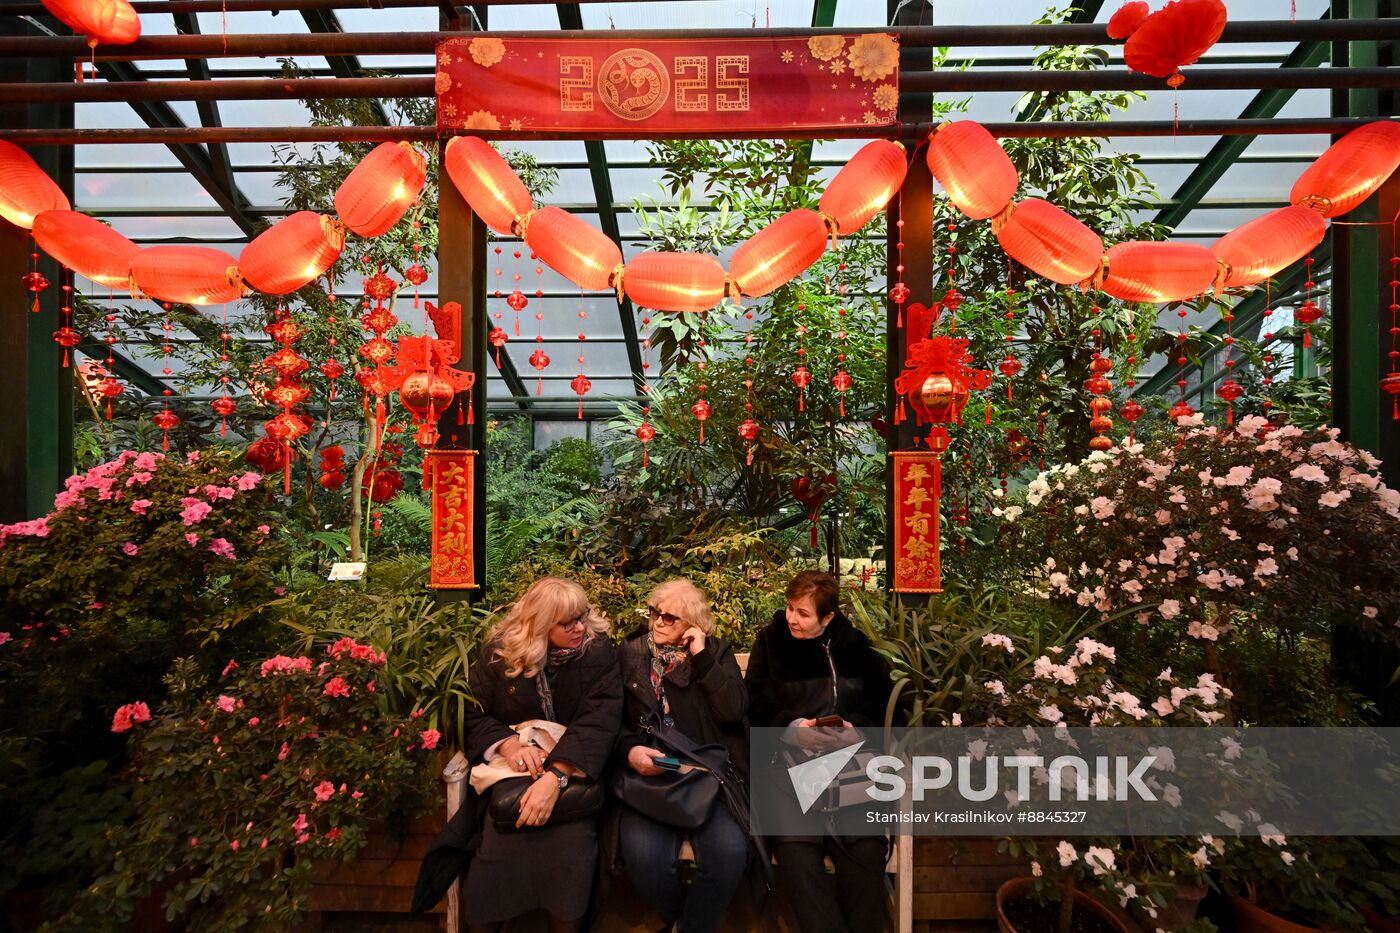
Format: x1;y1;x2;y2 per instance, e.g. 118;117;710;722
515;773;561;829
680;626;707;654
499;736;545;777
628;745;667;776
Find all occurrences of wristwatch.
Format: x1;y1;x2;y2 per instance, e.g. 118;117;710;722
548;765;570;790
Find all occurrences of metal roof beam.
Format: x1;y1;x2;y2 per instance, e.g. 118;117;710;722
298;8;391;126
1154;22;1330;231
93;59;261;238
76;341;170;396
169;10;236;203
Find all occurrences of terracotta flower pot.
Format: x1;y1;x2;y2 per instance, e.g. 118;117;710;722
1130;881;1208;930
996;876;1130;933
1231;895;1338;933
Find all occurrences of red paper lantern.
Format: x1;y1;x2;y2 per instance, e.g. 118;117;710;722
239;212;345;295
1102;241;1218;303
623;252;727;313
334;142;426;237
319;471;346;491
32;209;139;288
1290;121;1400;218
245;436;290;473
366;469;404;503
730;209;828;298
926;121;1019;220
443;135;534;236
819;140;907;235
995;198;1103;285
0;141;70;229
131;246;244;306
1107;1;1150;39
1123;0;1227;83
523;206;623;292
40;0;140;47
1211;206;1327;288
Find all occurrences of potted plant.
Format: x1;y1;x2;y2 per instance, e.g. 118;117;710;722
47;641;438;932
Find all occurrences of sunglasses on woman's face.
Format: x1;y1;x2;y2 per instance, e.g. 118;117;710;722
645;605;683;626
555;608;591;630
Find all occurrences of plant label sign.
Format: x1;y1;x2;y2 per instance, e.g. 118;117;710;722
327;561;366;582
436;34;899;135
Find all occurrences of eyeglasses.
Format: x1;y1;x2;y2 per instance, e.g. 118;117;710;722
645;605;683;626
555;608;591;630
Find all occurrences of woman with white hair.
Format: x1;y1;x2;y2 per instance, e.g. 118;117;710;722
613;578;749;933
461;576;622;933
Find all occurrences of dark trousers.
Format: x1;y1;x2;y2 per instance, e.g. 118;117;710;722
774;837;889;933
619;804;749;933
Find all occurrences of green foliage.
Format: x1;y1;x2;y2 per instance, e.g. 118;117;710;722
50;652;437;932
278;580;492;750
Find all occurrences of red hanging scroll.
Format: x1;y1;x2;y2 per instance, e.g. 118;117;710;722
427;449;479;590
436;34;900;135
891;444;945;594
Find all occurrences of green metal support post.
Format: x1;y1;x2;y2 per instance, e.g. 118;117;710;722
884;0;933;602
0;14;73;523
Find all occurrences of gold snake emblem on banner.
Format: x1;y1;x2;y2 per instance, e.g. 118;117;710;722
598;48;669;121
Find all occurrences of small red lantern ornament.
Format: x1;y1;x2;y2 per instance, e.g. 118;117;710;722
245;435;289;474
995;199;1103;286
926;121;1019;221
1291;121;1400;218
239;212;345;295
819;140;908;239
832;370;853;417
366;468;404;503
730;209;829;298
444;135;535;236
386;335;476;447
320;358;345;401
488;327;509;367
997;355;1022;399
523;206;623;293
38;0;140;48
570;374;593;419
1119;398;1146;444
1381;372;1400;421
319;471;346;491
528;349;550;396
738;418;760;466
623;252;727;313
334;142;426;238
894;331;994;446
635;420;656;468
23;267;49;313
152;407;181;452
791;364;813;413
0;142;71;229
97;375;123;420
1107;1;1150;39
211;395;237;436
1211;205;1326;289
33;210;139;288
691;398;712;444
1294;299;1324;348
1168;399;1196;421
792;473;837;550
1217;378;1245;424
131;246;244;306
1122;0;1228;87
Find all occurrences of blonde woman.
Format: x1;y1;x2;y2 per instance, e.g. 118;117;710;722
462;577;622;933
614;579;749;933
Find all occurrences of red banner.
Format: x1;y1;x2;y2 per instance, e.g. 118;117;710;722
891;450;942;594
436;34;900;135
428;449;478;590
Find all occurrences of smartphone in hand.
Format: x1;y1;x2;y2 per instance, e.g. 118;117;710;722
652;756;682;771
812;715;845;728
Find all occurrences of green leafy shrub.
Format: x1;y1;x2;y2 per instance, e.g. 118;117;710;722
51;650;437;933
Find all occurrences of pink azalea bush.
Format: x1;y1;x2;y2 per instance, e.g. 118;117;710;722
53;639;436;932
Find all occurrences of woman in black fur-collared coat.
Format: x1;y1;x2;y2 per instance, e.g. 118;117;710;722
461;576;622;933
745;570;894;933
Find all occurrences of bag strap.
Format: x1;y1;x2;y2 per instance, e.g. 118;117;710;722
642;709;715;766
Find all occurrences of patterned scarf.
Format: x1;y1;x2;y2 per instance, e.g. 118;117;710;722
646;633;691;719
535;635;592;722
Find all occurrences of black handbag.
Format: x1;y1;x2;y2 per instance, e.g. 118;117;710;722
609;715;732;830
488;774;603;833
